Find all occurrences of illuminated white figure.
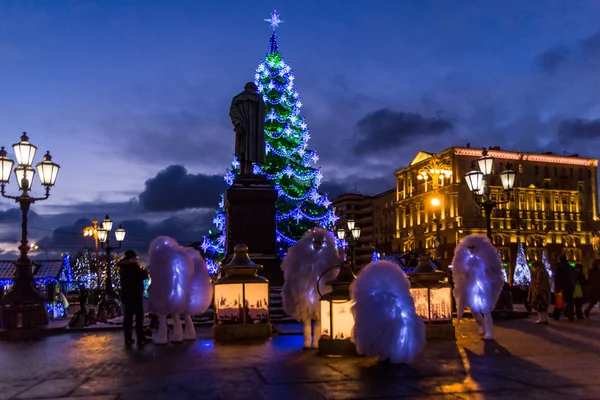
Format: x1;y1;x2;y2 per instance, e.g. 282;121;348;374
452;234;504;340
351;260;426;363
147;236;212;344
281;227;341;348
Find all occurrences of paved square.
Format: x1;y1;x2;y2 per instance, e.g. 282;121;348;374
1;316;599;399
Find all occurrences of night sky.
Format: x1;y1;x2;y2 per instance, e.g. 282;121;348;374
1;0;599;258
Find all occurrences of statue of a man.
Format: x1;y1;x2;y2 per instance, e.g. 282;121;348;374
229;82;266;176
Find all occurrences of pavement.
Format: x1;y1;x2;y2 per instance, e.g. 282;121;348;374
1;311;600;400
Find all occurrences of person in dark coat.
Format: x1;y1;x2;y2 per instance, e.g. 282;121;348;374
553;254;576;321
118;250;150;346
573;264;587;320
585;258;600;318
78;284;88;315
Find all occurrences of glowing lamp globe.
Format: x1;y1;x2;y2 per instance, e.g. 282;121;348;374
12;132;37;167
0;147;14;184
101;215;113;232
347;219;355;230
500;169;516;191
14;166;35;191
35;151;60;186
465;170;483;194
477;151;494;175
336;228;345;241
97;228;108;243
213;244;271;341
430;198;441;207
318;261;357;356
409;254;454;339
114;225;126;242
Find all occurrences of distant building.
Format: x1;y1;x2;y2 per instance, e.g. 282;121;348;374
372;189;395;255
331;193;374;268
393;146;599;280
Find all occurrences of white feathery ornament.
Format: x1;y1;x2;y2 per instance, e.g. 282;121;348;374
351;260;426;363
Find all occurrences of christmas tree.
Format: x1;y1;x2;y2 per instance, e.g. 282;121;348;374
513;242;531;286
497;250;508;283
202;11;337;273
542;250;554;292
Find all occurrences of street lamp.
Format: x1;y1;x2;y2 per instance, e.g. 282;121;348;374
464;148;516;240
417;157;452;190
97;214;126;308
336;219;361;268
430;197;442;259
0;132;60;331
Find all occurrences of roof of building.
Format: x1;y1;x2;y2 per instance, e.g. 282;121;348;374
0;261;15;280
33;260;65;280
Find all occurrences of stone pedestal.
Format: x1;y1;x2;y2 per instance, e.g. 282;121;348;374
425;323;456;340
225;175;283;285
213;323;272;342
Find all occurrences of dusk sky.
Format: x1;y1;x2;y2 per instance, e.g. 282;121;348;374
1;0;599;258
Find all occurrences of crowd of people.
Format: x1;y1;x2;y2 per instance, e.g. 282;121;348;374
528;254;600;324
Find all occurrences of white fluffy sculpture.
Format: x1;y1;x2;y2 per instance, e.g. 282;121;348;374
281;227;341;348
351;260;426;363
147;236;213;344
452;234;504;340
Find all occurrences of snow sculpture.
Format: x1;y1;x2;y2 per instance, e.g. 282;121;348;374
351;260;426;363
281;227;341;348
452;234;504;340
147;236;211;344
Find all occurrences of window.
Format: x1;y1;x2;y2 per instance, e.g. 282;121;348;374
578;169;583;180
579;185;583;192
545;196;550;204
588;170;592;179
554;167;558;177
535;165;539;176
545;166;549;177
519;164;524;174
536;196;541;203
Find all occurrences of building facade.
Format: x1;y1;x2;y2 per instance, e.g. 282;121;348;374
331;193;374;268
372;189;396;256
393;146;599;280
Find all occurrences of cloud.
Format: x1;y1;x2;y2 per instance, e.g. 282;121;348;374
33;210;214;259
352;109;453;155
138;165;227;212
535;46;569;74
558;118;600;142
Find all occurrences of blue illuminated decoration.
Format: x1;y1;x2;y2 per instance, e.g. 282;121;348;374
45;301;67;319
201;11;336;272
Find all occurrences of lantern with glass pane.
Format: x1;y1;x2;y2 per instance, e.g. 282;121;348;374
409;254;455;339
318;261;358;356
464;148;516;240
213;244;271;341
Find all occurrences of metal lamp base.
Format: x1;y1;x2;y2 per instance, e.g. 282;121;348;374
0;280;49;335
318;338;358;357
213;323;272;341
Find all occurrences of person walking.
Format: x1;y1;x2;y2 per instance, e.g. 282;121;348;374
118;250;150;346
573;264;587;320
78;284;88;315
528;260;551;324
584;258;600;318
553;254;576;321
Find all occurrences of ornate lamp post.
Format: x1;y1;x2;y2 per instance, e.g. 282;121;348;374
0;132;60;331
96;214;125;309
318;261;357;356
464;148;516;240
430;197;442;259
336;219;361;268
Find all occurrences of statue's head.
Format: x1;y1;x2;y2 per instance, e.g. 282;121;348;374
244;82;258;93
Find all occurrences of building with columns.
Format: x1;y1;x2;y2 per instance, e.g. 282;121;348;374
393;146;599;280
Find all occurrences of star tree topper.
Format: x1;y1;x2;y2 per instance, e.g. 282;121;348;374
265;10;283;31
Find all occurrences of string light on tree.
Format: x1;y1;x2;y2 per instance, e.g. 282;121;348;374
202;11;336;272
513;242;531;286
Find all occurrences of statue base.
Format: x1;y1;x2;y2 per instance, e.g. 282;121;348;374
225;175;282;284
425;323;456;340
213;323;272;341
318;338;358;357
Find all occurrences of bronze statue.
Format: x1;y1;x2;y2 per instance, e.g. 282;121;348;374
229;82;266;175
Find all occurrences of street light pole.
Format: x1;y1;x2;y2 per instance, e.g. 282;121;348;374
0;133;60;331
336;219;362;269
464;148;517;241
430;197;442;259
96;215;125;304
